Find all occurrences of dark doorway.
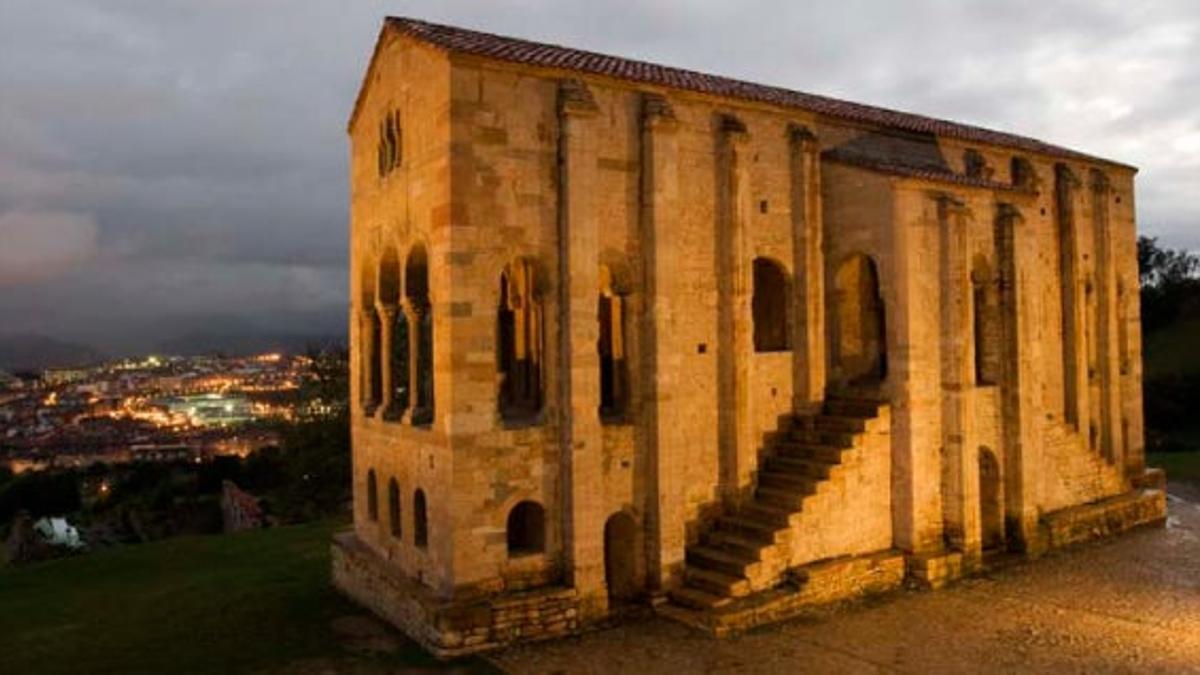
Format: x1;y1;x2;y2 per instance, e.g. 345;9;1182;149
603;512;638;603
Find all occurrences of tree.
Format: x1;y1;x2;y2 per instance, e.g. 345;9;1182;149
1137;236;1200;334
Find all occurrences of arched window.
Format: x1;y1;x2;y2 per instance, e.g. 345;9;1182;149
413;489;428;549
963;149;987;179
366;469;378;522
506;500;546;555
406;244;433;426
972;259;1001;386
388;478;401;538
832;254;887;385
752;258;790;352
598;265;628;420
498;259;544;422
1011;156;1034;189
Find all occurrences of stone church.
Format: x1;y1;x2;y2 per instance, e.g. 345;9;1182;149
333;17;1166;656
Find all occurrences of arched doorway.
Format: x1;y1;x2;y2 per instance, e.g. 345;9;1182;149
979;448;1004;551
831;254;887;386
603;512;638;603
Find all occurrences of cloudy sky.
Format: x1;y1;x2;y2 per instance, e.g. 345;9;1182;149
1;0;1197;353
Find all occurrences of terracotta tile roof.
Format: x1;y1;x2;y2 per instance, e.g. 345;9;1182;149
821;131;1029;191
386;16;1131;170
823;149;1024;192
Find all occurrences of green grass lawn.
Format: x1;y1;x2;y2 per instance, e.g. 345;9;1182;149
0;520;489;674
1148;450;1200;483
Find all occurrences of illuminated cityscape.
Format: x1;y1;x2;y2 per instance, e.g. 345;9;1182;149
0;352;320;473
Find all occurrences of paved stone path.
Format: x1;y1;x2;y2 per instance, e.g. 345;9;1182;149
490;487;1200;674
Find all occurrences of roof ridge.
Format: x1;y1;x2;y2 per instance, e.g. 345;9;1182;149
383;16;1133;170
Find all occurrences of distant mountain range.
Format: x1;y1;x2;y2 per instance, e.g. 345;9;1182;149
0;334;105;372
0;330;345;372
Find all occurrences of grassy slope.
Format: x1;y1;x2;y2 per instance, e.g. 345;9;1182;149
0;520;469;674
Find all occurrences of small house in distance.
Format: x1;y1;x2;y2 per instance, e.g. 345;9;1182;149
333;16;1166;657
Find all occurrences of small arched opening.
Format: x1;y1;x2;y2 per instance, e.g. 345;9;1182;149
387;478;401;538
603;512;639;604
413;488;428;549
506;501;546;556
752;257;790;352
366;469;378;523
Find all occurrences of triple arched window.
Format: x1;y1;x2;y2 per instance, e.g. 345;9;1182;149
360;243;432;426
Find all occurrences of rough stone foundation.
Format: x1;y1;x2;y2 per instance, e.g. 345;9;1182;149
331;533;580;658
1040;487;1167;550
658;550;906;637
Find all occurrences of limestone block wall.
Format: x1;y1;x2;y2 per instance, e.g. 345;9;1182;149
787;405;894;567
346;24;1149;609
349;33;455;593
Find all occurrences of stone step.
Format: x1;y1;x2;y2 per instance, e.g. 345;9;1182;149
670;585;731;610
703;529;768;560
764;455;836;479
684;566;751;596
812;415;869;433
789;428;856;447
715;514;784;542
756;484;812;509
758;470;820;493
738;501;796;527
823;399;882;418
777;442;846;463
686;544;758;576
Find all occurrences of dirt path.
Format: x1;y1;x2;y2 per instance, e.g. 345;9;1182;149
491;491;1200;674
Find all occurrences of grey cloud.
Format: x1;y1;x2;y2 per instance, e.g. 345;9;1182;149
0;0;1196;352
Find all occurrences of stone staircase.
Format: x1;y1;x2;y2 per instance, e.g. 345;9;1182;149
669;393;886;611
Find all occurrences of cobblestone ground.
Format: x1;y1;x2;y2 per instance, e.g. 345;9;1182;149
491;487;1200;674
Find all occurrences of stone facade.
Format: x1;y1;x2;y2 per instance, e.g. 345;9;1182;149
335;17;1166;656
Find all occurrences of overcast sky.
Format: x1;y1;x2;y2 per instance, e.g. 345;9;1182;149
1;0;1197;353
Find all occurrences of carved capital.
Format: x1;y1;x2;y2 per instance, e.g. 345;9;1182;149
996;202;1024;224
558;78;598;117
641;93;677;130
1088;167;1111;194
376;303;398;321
788;123;818;151
1055;163;1080;190
717;113;748;143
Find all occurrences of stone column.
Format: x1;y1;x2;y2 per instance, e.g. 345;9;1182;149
996;203;1042;551
361;308;381;416
400;300;418;423
378;304;398;419
640;93;683;592
1091;169;1122;466
936;194;979;560
556;79;606;615
411;301;433;426
715;113;752;499
789;123;825;413
1055;164;1088;434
